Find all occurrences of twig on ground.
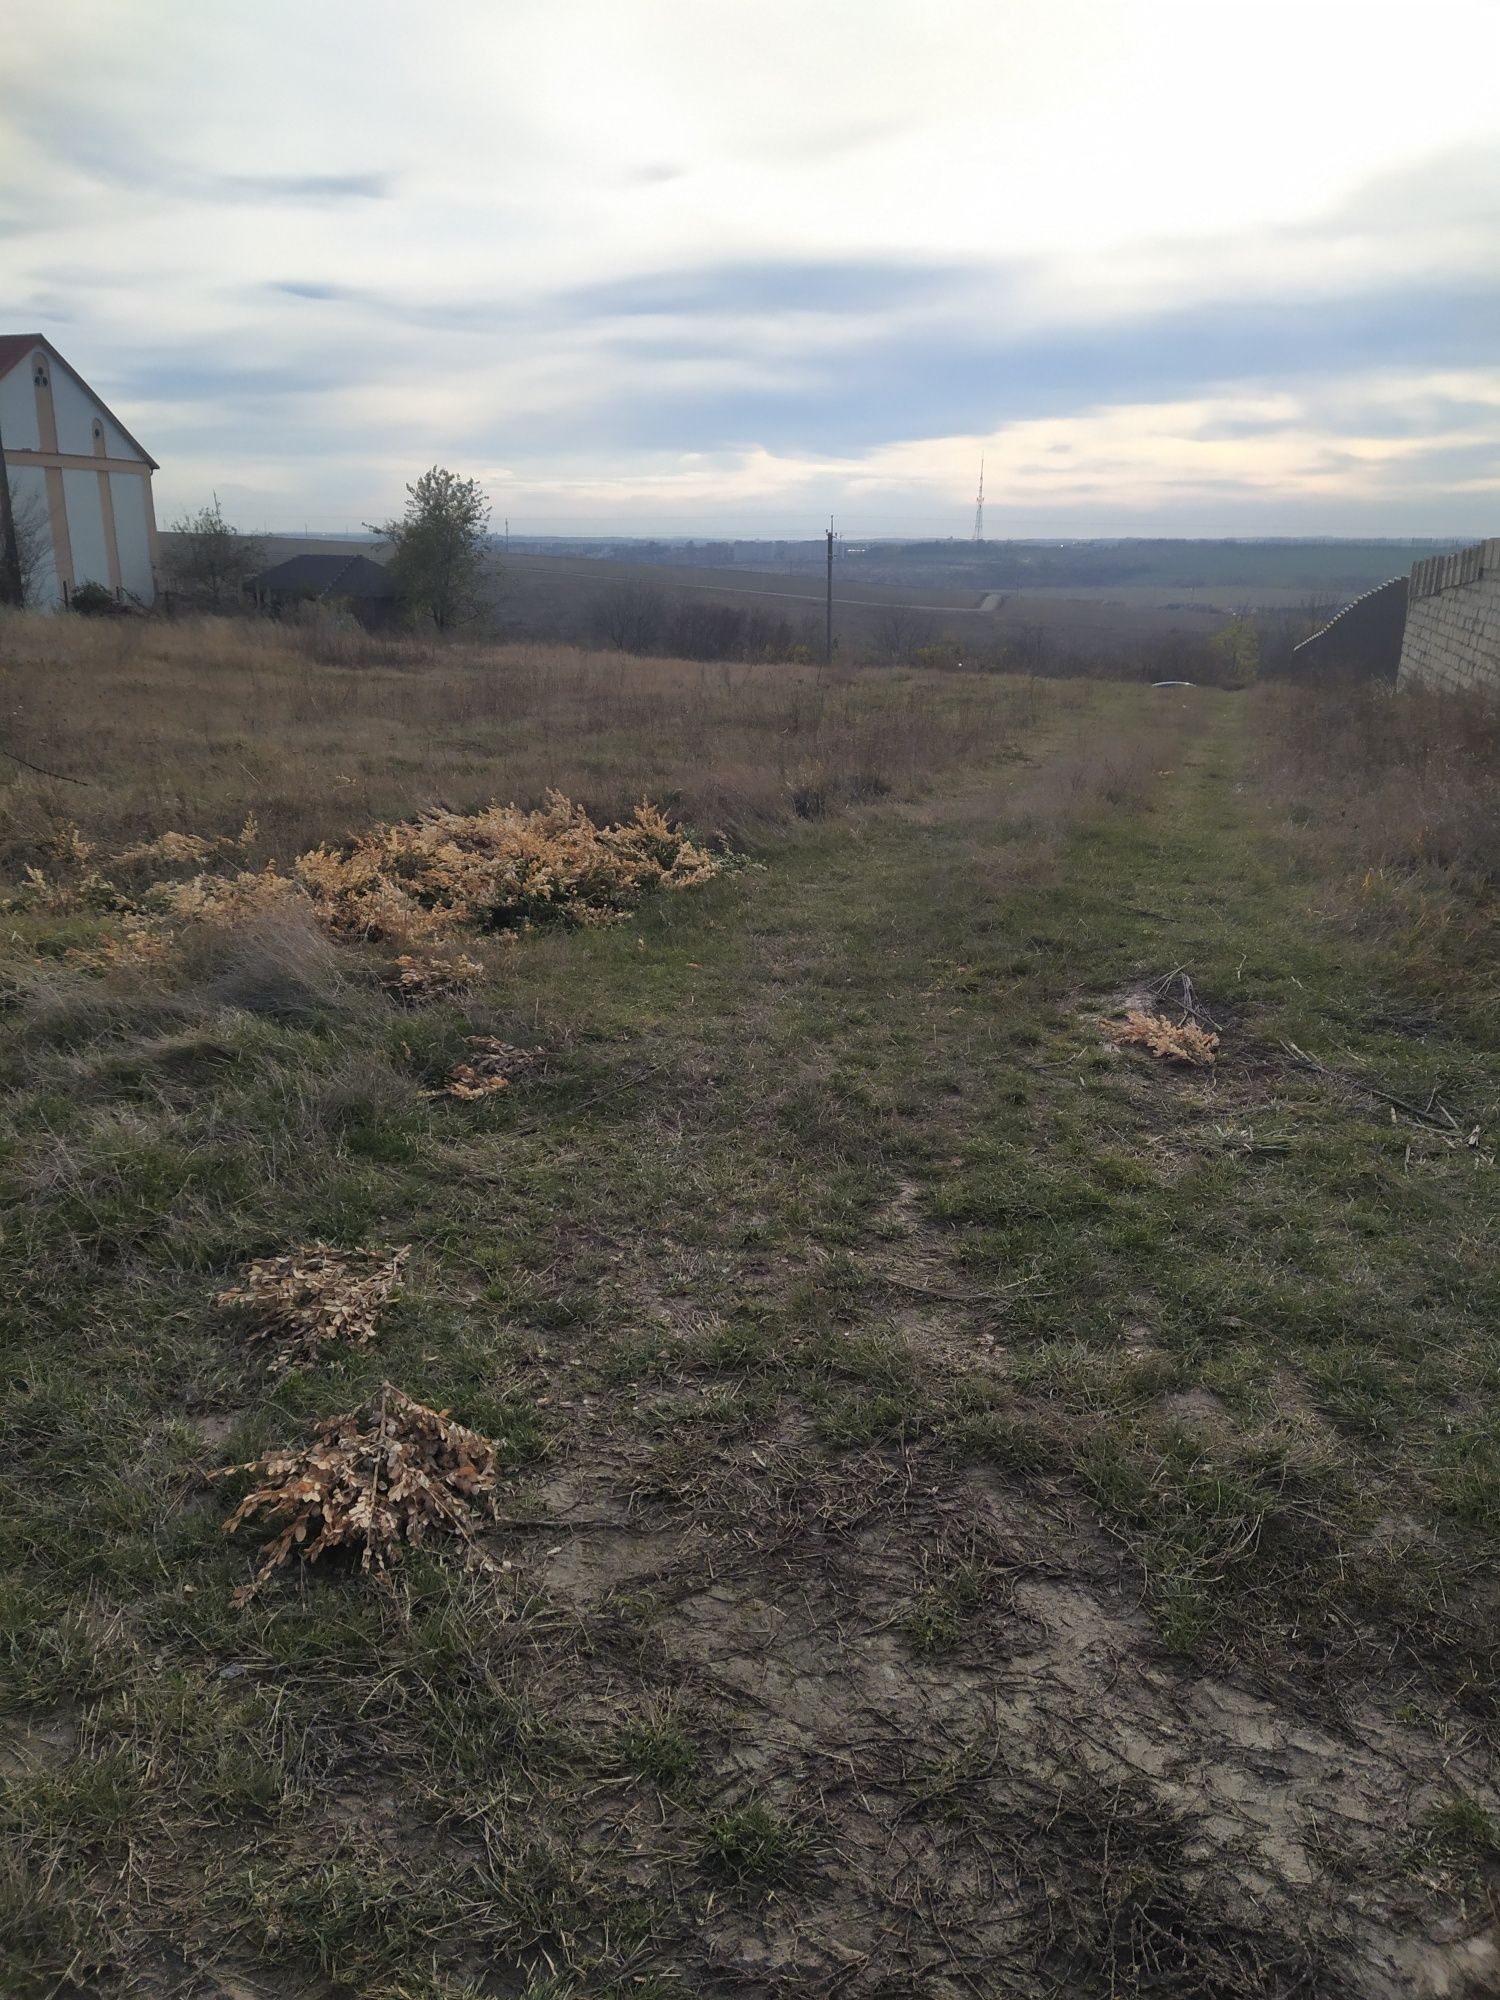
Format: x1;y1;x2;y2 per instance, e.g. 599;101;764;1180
510;1061;669;1137
879;1272;1040;1306
0;741;92;786
1280;1040;1465;1132
1151;966;1221;1032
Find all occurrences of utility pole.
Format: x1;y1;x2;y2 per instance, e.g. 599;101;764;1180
825;517;834;663
0;409;23;608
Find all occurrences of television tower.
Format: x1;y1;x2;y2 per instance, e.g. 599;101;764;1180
972;458;985;542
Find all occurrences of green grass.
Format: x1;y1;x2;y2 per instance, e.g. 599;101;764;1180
700;1798;816;1886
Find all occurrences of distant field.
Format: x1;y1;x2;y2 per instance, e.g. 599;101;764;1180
214;532;1440;664
840;535;1465;595
226;538;1234;661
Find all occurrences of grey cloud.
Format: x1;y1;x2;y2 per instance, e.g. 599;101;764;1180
20;102;391;206
1197;397;1500;444
265;278;524;332
1375;438;1500;481
567;257;984;319
113;349;355;404
214;170;390;202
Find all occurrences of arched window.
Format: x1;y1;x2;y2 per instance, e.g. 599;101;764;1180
32;356;49;389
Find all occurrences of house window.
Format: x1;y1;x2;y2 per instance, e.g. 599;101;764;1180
33;359;49;388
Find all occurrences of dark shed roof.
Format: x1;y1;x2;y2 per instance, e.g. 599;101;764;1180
250;553;397;600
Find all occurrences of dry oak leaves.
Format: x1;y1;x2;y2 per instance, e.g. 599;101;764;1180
215;1244;410;1375
214;1385;501;1605
422;1037;547;1100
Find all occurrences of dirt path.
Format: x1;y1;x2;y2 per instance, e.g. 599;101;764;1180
436;695;1499;1996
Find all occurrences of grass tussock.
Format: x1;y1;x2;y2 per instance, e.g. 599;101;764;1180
1258;679;1500;1030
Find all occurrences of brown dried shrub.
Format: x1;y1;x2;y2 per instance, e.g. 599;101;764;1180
215;1243;410;1373
153;863;300;928
294;791;720;936
1108;1009;1219;1067
214;1383;501;1604
65;917;175;972
115;830;224;868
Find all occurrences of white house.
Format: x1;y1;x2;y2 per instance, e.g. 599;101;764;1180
0;335;160;608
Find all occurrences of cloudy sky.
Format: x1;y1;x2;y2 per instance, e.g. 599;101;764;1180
7;0;1500;536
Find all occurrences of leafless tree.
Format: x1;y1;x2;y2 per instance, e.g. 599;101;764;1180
591;583;667;653
165;494;266;610
872;604;938;662
6;478;55;608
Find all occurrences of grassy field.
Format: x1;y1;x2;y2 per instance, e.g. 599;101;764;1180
0;615;1013;861
3;614;1500;1998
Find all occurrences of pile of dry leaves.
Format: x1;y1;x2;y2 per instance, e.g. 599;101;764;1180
215;1384;501;1604
422;1037;547;1100
215;1244;410;1373
380;951;486;1004
1108;1009;1220;1067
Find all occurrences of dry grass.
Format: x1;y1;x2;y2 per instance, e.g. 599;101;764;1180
1260;678;1500;890
0;610;1039;866
9;642;1499;1995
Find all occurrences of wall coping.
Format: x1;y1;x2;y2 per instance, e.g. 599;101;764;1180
1409;538;1500;605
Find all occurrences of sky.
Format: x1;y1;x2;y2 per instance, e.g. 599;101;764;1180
6;0;1500;537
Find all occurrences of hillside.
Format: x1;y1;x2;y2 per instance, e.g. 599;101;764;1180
3;614;1499;1996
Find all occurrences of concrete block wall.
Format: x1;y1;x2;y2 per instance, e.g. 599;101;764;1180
1397;538;1500;695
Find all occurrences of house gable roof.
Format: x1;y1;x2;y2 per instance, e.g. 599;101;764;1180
0;334;159;469
250;552;396;599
